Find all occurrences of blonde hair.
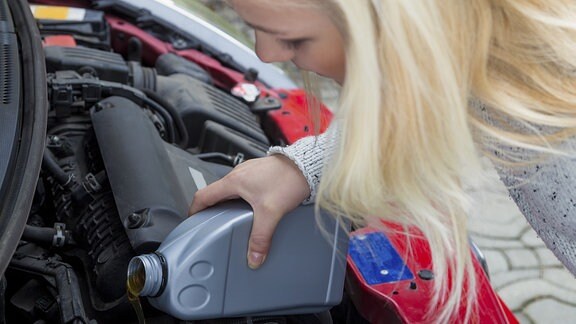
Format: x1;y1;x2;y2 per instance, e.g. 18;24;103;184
235;0;576;322
311;0;576;323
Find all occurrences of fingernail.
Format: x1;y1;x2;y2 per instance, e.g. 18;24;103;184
248;252;265;269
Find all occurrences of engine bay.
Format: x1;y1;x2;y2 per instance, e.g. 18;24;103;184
3;1;336;323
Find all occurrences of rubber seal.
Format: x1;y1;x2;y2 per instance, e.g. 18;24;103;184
151;251;168;298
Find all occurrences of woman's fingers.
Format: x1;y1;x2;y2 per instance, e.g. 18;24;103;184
188;177;240;215
188;156;311;269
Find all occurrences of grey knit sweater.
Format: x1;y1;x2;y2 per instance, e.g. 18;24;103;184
268;127;576;276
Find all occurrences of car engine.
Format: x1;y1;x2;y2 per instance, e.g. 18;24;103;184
3;2;337;323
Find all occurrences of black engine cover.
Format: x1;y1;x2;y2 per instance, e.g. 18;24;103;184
45;46;129;83
157;74;270;148
91;96;229;253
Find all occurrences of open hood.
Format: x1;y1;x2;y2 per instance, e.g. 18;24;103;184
0;0;47;278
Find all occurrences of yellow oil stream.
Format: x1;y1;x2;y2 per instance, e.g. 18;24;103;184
127;269;146;324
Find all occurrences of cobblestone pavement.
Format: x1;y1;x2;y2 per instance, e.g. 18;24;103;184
204;1;576;322
469;164;576;323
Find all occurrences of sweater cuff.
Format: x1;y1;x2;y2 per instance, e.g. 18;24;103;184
268;137;322;204
268;136;326;204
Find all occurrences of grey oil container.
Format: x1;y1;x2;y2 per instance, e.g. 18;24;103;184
128;200;348;320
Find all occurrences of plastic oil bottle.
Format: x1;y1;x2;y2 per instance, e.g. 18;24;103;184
126;200;348;321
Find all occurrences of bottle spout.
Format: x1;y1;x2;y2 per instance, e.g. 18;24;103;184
127;253;165;297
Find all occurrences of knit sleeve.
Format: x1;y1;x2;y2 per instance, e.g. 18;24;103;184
472;99;576;275
267;124;337;204
495;146;576;276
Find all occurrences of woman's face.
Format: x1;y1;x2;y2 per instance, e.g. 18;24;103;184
231;0;346;84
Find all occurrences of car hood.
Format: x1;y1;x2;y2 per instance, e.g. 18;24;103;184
0;0;48;277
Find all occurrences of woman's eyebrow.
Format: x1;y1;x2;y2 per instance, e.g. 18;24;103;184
245;21;288;36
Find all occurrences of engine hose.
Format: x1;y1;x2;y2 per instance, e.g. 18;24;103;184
142;89;189;148
195;152;234;164
196;152;245;166
104;83;176;143
140;95;176;144
22;224;75;247
42;149;75;189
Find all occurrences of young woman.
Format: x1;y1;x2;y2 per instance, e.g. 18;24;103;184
190;0;576;322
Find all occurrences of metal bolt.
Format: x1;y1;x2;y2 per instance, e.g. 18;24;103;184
127;209;150;229
128;213;142;228
129;213;141;222
48;135;61;145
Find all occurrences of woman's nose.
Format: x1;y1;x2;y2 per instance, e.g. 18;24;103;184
254;32;294;63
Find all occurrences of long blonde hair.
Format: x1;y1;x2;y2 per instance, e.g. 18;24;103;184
232;0;576;321
307;0;576;323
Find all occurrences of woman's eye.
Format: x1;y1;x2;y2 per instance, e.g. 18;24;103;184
280;38;307;50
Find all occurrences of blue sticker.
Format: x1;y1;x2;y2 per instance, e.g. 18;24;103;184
349;232;413;285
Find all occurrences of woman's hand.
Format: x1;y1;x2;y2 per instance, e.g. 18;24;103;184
188;155;310;269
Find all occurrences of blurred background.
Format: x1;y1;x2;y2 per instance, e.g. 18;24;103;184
198;1;576;322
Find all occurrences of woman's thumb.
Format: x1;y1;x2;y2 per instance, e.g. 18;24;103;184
247;207;283;269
